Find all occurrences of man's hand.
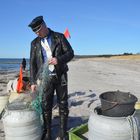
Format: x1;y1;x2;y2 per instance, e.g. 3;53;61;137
49;57;58;65
31;85;37;93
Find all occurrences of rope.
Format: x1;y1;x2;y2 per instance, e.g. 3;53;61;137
127;115;139;140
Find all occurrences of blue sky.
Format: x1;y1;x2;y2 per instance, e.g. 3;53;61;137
0;0;140;58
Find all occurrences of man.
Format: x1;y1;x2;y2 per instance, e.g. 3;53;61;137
28;16;74;140
22;58;26;70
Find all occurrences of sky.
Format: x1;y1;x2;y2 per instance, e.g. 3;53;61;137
0;0;140;58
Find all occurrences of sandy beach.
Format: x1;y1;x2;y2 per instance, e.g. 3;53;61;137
0;55;140;139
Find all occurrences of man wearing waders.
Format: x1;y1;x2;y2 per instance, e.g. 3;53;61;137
28;16;74;140
22;58;26;70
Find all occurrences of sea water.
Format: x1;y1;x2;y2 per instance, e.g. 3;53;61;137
0;58;29;73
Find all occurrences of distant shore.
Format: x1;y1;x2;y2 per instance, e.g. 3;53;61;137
74;54;140;59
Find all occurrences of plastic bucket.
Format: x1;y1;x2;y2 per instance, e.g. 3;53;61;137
99;91;138;117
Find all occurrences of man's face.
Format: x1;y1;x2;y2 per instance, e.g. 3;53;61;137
35;23;47;38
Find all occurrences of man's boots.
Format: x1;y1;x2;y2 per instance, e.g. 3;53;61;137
41;113;52;140
58;113;68;140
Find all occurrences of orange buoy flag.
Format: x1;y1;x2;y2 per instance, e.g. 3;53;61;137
16;66;23;93
64;28;71;39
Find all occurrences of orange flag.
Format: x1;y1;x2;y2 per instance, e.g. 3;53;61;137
16;66;23;93
64;28;71;39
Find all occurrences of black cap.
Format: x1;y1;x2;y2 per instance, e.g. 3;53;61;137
28;16;44;32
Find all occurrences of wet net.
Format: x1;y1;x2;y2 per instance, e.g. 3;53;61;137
30;62;51;114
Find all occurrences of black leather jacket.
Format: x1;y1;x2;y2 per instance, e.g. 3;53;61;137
30;29;74;85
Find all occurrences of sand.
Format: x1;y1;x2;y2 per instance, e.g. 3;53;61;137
0;56;140;139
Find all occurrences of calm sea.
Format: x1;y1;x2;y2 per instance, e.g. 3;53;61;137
0;58;29;72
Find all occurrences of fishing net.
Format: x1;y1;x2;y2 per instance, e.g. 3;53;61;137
30;62;51;114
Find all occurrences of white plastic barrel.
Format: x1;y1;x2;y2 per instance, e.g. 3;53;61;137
88;107;139;140
134;110;140;138
2;102;42;140
0;95;9;114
